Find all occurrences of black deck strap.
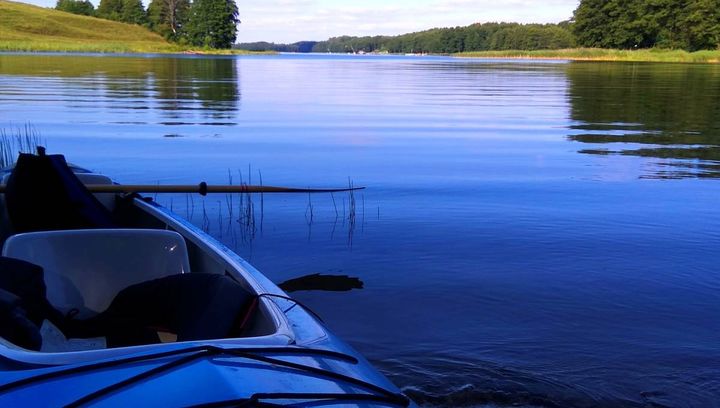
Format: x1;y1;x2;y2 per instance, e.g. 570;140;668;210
0;346;363;396
257;293;325;323
199;182;208;196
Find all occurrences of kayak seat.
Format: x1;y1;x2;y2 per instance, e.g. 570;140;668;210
65;273;256;347
1;229;190;317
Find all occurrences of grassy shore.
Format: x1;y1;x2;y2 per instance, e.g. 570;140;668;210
455;48;720;63
0;0;267;55
0;0;183;53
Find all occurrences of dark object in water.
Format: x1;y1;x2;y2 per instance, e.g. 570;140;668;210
4;151;115;233
65;273;255;347
278;273;364;293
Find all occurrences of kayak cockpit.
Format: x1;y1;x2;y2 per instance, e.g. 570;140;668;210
0;161;292;362
3;229;192;319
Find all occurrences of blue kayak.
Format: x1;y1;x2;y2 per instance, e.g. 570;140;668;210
0;158;414;407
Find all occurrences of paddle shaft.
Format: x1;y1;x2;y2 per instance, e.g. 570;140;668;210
0;183;364;195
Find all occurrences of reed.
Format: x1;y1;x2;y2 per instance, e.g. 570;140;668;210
165;171;363;248
0;124;44;168
455;48;720;63
305;192;314;225
347;178;356;246
236;166;257;242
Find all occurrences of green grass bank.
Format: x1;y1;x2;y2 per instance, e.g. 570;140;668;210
0;0;182;53
0;0;266;54
455;48;720;63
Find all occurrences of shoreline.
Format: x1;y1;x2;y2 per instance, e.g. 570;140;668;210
454;48;720;63
0;43;275;56
2;46;719;63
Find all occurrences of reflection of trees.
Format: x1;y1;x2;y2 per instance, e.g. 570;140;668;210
0;55;240;125
153;57;240;123
566;62;720;179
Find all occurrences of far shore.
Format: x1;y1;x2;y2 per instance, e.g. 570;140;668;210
454;48;720;63
3;45;720;64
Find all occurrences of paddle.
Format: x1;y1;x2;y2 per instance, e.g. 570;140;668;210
278;274;364;293
0;183;364;196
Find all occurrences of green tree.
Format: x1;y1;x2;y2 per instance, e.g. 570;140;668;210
572;0;720;50
96;0;123;20
185;0;239;48
120;0;147;25
572;0;652;49
97;0;147;24
680;0;720;50
148;0;190;40
55;0;95;15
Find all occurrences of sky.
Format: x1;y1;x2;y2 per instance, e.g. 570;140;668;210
22;0;581;43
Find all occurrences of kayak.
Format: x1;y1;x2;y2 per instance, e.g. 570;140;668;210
0;151;413;407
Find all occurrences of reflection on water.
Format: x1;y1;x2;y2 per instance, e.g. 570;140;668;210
1;54;720;408
0;54;240;127
566;62;720;179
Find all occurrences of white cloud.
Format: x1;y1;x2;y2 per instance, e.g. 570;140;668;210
237;0;579;43
15;0;580;44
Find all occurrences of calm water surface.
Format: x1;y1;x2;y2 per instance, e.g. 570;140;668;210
1;53;719;407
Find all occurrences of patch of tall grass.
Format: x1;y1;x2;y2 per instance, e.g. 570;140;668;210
0;0;178;53
0;40;182;53
0;124;44;168
455;48;720;63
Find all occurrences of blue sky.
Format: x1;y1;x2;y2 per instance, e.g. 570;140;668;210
21;0;580;43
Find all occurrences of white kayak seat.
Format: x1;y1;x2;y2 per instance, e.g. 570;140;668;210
1;229;190;315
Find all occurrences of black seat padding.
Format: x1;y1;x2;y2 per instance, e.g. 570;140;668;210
0;257;62;326
0;289;42;351
0;257;65;350
65;273;256;348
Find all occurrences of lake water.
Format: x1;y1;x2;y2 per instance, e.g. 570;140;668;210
1;53;719;407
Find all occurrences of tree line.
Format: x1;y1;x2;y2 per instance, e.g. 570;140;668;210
55;0;239;48
55;0;720;52
236;22;575;54
572;0;720;51
238;0;720;53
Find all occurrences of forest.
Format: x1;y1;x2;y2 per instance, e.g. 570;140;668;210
237;23;575;54
572;0;720;51
238;0;720;53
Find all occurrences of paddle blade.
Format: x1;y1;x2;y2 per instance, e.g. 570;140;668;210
278;273;364;293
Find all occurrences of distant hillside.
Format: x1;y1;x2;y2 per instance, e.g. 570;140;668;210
0;0;179;53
